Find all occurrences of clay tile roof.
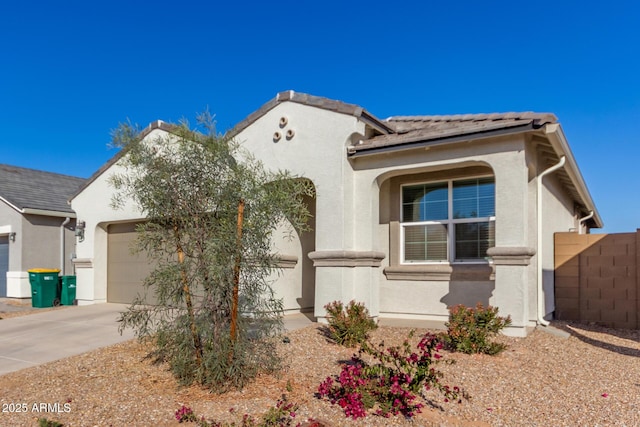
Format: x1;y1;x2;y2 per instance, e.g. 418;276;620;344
387;112;557;132
352;112;558;154
0;164;86;214
228;90;394;137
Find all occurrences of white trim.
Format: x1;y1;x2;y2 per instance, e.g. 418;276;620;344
448;181;454;261
0;197;76;218
22;208;77;218
536;156;566;327
544;124;602;228
0;196;22;213
0;225;12;234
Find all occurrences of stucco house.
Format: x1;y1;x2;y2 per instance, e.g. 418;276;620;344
0;164;85;298
70;91;602;336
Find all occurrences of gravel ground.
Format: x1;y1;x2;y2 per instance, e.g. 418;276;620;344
0;321;638;426
0;299;69;319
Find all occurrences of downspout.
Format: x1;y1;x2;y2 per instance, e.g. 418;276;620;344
60;217;71;275
578;211;594;235
537;156;566;327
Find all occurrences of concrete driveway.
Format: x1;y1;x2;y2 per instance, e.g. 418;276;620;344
0;303;135;375
0;303;315;376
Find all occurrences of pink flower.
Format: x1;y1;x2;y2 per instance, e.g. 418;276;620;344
601;393;609;398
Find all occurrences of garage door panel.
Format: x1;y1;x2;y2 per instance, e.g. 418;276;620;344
107;223;157;304
109;259;154;281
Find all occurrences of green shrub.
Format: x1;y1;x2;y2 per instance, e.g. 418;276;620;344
441;303;511;355
324;300;377;347
38;419;64;427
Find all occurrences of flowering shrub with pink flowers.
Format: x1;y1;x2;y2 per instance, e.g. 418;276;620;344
175;395;301;426
317;331;468;419
176;405;198;423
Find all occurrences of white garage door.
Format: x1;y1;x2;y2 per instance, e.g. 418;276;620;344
107;223;156;304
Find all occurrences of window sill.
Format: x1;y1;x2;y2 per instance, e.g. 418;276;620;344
384;263;494;281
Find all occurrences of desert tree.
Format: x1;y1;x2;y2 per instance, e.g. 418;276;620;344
109;112;313;391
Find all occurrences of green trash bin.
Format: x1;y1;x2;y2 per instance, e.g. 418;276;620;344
28;269;60;308
60;275;77;305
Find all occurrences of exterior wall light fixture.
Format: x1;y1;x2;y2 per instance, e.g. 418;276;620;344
9;232;16;242
75;221;86;242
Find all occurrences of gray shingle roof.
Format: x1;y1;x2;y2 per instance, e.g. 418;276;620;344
0;164;86;214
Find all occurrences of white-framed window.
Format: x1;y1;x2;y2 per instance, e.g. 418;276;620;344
401;176;495;263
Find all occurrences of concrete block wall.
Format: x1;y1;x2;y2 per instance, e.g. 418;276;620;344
554;231;639;329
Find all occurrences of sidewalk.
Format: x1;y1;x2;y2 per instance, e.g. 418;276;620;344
0;303;315;376
0;303;135;375
1;302;442;376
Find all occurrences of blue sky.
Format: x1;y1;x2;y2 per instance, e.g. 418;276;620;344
1;1;638;233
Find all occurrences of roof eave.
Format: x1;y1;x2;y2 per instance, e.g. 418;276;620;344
68;120;175;203
228;91;393;139
1;196;76;218
348;123;536;157
360;110;395;134
22;208;77;218
543;123;604;229
0;196;23;214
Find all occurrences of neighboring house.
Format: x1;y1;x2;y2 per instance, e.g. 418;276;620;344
70;91;602;336
0;164;85;298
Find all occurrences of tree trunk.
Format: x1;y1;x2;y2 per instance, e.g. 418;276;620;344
230;199;245;344
175;226;203;369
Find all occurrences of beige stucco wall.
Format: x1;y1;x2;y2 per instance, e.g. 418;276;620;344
375;166;496;319
538;165;577;319
241;115;549;336
268;199;316;313
350;134;536;334
523;142;579;324
72;120;321;311
234;102;371;318
0;202;76;298
70;99;582;338
234;102;367;251
71;133;159;304
21;215;76;273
